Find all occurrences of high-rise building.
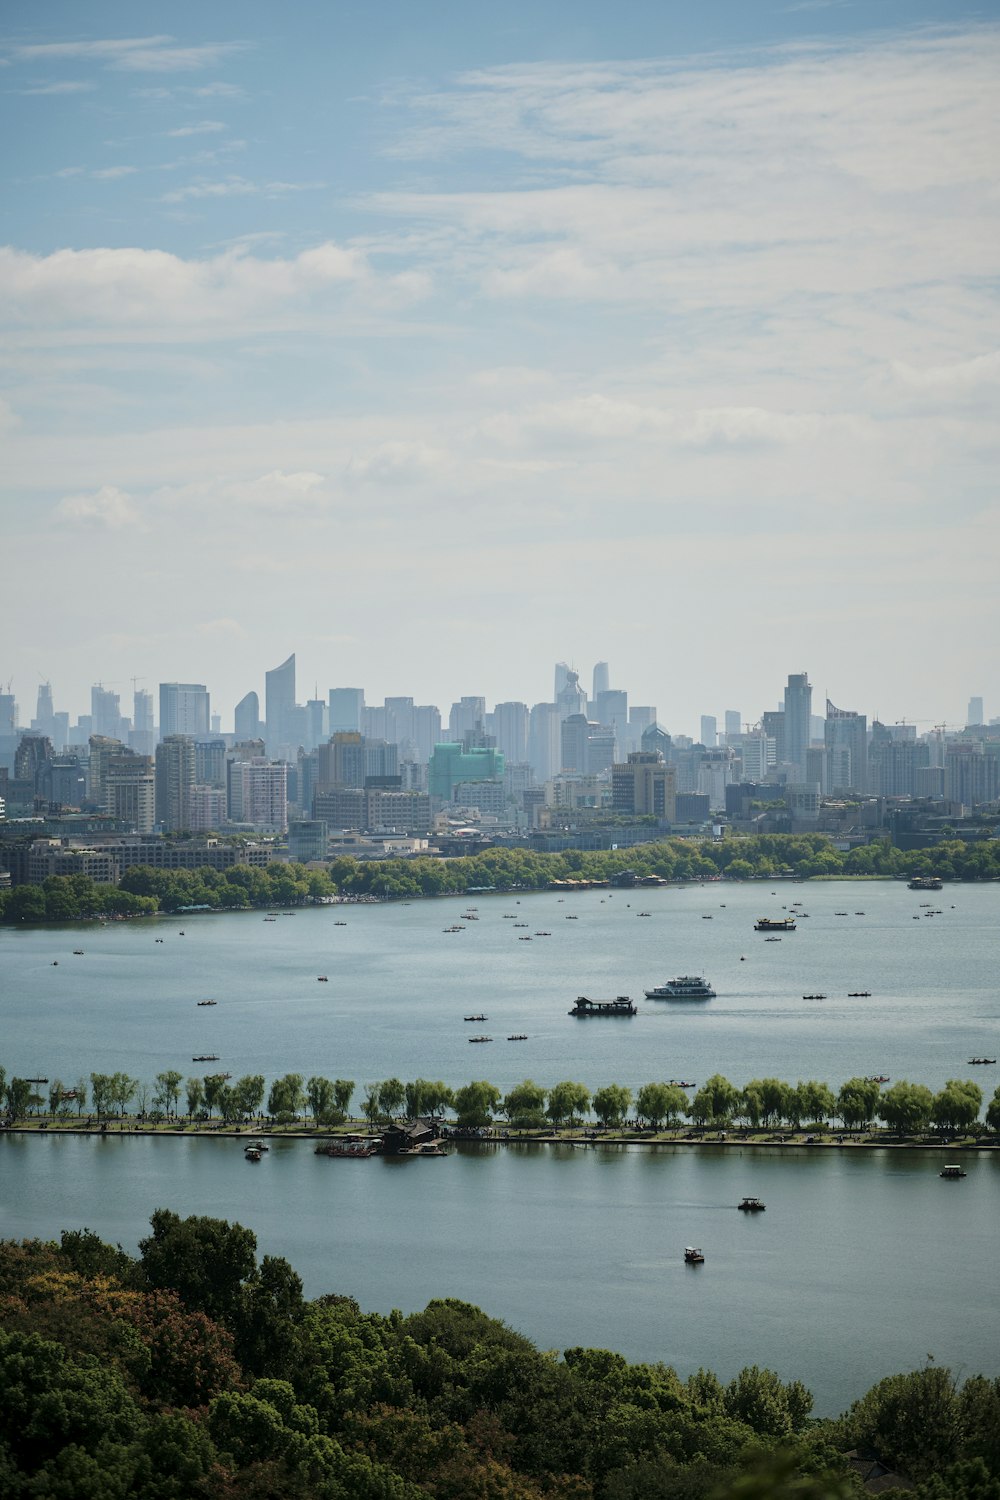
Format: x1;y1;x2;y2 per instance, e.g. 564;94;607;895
700;715;717;749
87;734;123;806
412;705;442;763
824;700;867;794
159;683;210;740
967;696;984;727
554;662;571;700
556;670;587;721
384;697;415;746
592;661;610;701
595;690;628;753
234;691;261;741
867;723;929;797
783;673;812;779
492;702;530;764
560;714;590;774
724;710;741;740
428;743;504;800
448;696;486;742
611;751;676;819
305;698;328;750
328;687;365;734
317;732;366;791
232;758;288;833
195;739;226;788
32;683;55;739
91;684;124;740
946;741;999;809
528;702;561;782
155;734;196;832
130;688;156;755
264;654;296;754
103;751;155;833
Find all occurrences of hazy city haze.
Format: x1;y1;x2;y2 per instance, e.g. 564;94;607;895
2;0;998;727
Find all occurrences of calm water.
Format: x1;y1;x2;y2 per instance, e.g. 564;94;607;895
2;880;999;1414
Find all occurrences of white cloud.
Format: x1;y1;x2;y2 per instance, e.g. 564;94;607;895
56;484;139;527
479;394;833;449
0;396;19;431
891;351;1000;391
165;119;227;137
161;174;323;203
9;36;248;74
91;165;138;180
345;441;453;485
20;80;96;95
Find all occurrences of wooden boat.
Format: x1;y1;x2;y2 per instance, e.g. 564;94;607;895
468;1035;493;1043
507;1034;528;1041
197;999;217;1006
569;996;636;1017
464;1014;488;1022
738;1197;766;1212
192;1054;219;1062
684;1247;705;1264
968;1057;996;1065
317;976;328;982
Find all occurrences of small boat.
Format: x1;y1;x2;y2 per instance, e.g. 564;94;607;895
244;1148;262;1162
507;1034;528;1041
764;936;781;942
464;1014;488;1022
315;1139;379;1158
468;1035;493;1043
334;921;347;927
192;1054;219;1062
940;1164;967;1179
197;999;217;1006
317;976;328;982
668;1079;696;1088
247;1140;268;1151
803;993;826;1000
73;949;84;955
738;1197;766;1212
848;991;871;997
418;1142;448;1156
684;1247;705;1264
968;1057;996;1065
867;1074;890;1084
518;935;532;941
51;961;58;966
535;931;551;936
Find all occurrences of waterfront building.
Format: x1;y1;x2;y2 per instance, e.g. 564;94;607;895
611;751;676;819
25;839;119;885
288;819;328;862
313;788;365;829
697;748;737;811
159;683;209;741
155;734;196;832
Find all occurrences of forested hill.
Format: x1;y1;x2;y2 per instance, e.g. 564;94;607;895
2;834;999;922
1;1212;998;1498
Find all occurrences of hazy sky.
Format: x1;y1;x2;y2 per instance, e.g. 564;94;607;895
3;0;998;736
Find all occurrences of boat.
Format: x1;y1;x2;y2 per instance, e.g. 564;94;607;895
908;876;943;890
73;949;84;955
940;1164;967;1179
738;1197;766;1212
417;1142;449;1156
464;1014;488;1022
334;921;347;926
245;1149;261;1162
518;935;532;941
644;975;716;1001
535;931;551;936
247;1140;268;1151
968;1057;996;1065
192;1054;219;1062
668;1079;696;1088
867;1074;890;1084
569;996;636;1017
802;993;826;1000
507;1034;528;1041
317;976;328;982
684;1247;705;1264
764;936;781;942
315;1139;380;1158
197;999;217;1006
848;991;871;997
468;1035;493;1043
755;917;796;932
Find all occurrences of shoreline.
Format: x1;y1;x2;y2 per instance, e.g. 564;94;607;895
4;1122;996;1152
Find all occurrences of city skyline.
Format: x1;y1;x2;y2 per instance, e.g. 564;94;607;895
3;1;998;732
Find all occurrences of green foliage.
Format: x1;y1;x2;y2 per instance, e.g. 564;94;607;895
592;1084;633;1128
931;1080;983;1134
690;1075;739;1126
836;1077;882;1130
878;1081;934;1136
453;1079;502;1127
546;1080;591;1128
503;1079;548;1129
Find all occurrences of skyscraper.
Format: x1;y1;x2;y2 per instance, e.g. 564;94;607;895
967;696;984;727
700;715;717;749
155;734;196;831
234;691;261;741
724;710;741;740
91;684;124;740
104;751;155;833
448;696;486;742
783;673;812;779
265;654;296;754
592;661;610;700
159;683;210;740
556;670;587;721
328;687;365;734
529;702;561;782
824;700;867;793
554;662;571;700
493;702;530;763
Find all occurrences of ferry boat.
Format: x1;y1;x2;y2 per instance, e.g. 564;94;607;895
754;917;796;932
244;1148;262;1162
908;876;943;890
569;996;636;1017
738;1197;766;1212
644;975;715;1001
684;1246;705;1264
507;1034;528;1041
468;1035;493;1043
848;991;872;997
940;1164;967;1179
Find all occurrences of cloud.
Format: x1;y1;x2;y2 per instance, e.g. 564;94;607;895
479;394;832;450
161;174;323;202
345;441;453;485
20;80;96;95
56;484;139;527
91;165;138;180
151;470;335;512
8;36;248;74
196;616;247;638
0;396;19;431
165;119;227;137
891;351;1000;391
0;241;371;336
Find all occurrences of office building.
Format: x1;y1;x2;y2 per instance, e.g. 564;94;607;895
412;705;442;763
328;687;365;734
87;735;123;806
448;696;486;743
159;683;210;741
824;700;867;794
492;701;530;764
529;702;562;782
611;751;676;819
762;710;786;769
554;662;571;700
724;710;741;740
317;732;366;791
556;670;587;721
231;758;288;833
155;735;196;832
187;786;228;832
594;689;628;752
783;673;812;779
264;654;296;753
592;661;610;700
234;691;261;741
946;741;999;809
103;751;155;833
700;715;717;749
289;819;328;862
428;743;504;800
967;696;984;727
130;688;156;755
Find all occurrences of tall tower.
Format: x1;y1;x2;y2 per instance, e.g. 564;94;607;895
967;696;984;727
783;672;813;779
264;654;296;754
155;735;196;832
592;661;610;701
159;683;210;740
554;662;571;701
235;691;261;741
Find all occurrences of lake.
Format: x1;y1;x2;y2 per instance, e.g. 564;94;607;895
2;878;999;1413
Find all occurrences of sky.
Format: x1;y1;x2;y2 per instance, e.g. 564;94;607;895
2;0;998;737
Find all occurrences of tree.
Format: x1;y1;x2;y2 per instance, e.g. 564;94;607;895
546;1080;591;1128
333;1079;355;1120
267;1073;304;1121
185;1076;205;1118
109;1071;138;1118
307;1076;335;1124
48;1078;66;1118
5;1077;32;1121
689;1074;738;1126
795;1080;836;1127
232;1075;265;1120
502;1079;548;1129
837;1077;882;1130
89;1071;112;1120
987;1087;1000;1134
139;1208;258;1325
203;1073;227;1119
932;1080;983;1135
153;1070;183;1118
592;1084;632;1128
879;1081;934;1137
361;1083;382;1128
378;1078;405;1120
723;1365;813;1437
453;1080;502;1128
